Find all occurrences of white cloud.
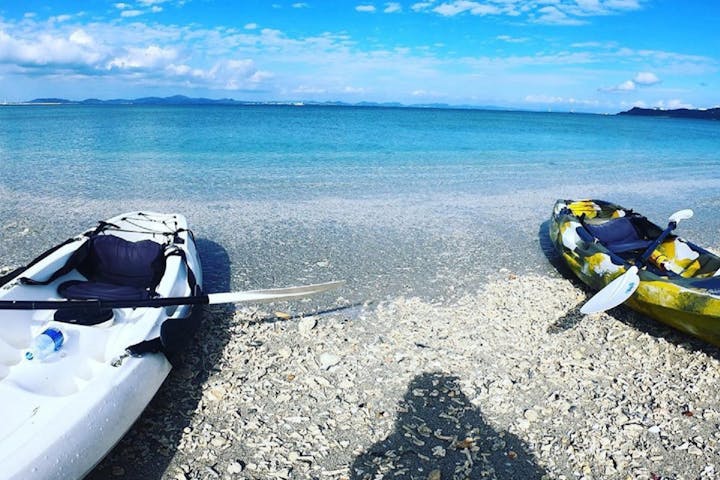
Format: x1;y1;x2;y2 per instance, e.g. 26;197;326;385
121;10;144;17
525;94;565;104
625;100;647;108
411;2;435;12
656;98;693;109
553;0;644;18
533;6;585;25
623;98;693;110
384;2;402;13
574;0;603;13
571;41;618;49
600;71;661;94
50;14;73;23
524;94;599;107
107;45;178;70
114;3;131;10
165;63;200;77
207;59;270;90
138;0;169;5
496;35;528;43
356;5;377;13
0;29;105;68
164;59;273;90
633;71;660;85
0;4;711;112
433;1;501;17
292;2;309;8
412;89;440;97
294;85;327;94
616;80;635;91
0;19;279;92
415;0;645;23
69;29;94;46
604;0;642;10
599;79;636;92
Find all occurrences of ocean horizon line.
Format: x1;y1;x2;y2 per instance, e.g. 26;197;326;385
6;97;717;120
1;95;613;115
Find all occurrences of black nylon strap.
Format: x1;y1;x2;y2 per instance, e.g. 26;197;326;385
17;221;128;287
125;338;164;356
165;248;200;294
10;236;84;286
20;238;91;286
124;247;202;360
0;267;27;288
89;221;121;236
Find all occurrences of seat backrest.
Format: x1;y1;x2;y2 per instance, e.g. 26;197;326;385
78;235;166;288
584;217;641;245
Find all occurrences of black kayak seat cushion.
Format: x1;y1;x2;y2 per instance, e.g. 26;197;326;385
58;280;154;301
79;235;166;288
692;276;720;291
54;306;114;326
57;235;166;301
584;217;654;254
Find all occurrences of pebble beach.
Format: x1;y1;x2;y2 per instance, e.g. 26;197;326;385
3;190;720;480
79;270;720;480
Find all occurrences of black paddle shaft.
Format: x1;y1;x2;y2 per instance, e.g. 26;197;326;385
637;221;677;266
0;295;212;311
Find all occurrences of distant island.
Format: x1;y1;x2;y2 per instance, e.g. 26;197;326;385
7;95;510;111
7;97;719;118
22;95;327;107
618;106;719;120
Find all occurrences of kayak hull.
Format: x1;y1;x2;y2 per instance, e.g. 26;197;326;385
550;199;720;346
0;212;202;479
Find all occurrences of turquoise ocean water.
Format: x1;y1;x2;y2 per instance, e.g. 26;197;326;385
1;105;719;301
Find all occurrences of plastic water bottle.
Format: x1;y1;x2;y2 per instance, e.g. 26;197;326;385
25;327;65;361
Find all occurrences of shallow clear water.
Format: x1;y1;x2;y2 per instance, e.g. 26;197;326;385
1;105;719;302
2;105;718;201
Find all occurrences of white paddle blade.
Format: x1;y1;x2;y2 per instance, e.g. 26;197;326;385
580;266;640;315
207;280;345;305
669;209;693;224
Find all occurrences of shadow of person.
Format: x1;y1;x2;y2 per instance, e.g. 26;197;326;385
86;238;233;480
351;372;546;480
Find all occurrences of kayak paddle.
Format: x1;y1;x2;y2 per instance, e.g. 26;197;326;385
580;266;639;314
0;280;345;311
637;209;693;265
580;208;693;314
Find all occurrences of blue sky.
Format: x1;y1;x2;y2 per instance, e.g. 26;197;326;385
0;1;717;112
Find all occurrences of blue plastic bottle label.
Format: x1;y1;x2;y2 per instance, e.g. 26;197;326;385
42;328;65;350
25;327;65;360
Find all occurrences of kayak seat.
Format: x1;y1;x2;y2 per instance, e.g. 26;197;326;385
56;235;166;301
692;275;720;287
58;280;153;301
583;217;654;254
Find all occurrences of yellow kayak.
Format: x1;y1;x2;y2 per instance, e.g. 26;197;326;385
550;199;720;346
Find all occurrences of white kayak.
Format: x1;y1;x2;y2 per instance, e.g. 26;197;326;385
0;212;203;480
